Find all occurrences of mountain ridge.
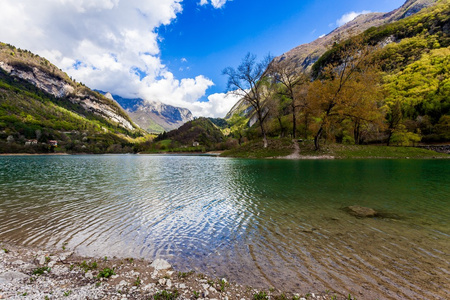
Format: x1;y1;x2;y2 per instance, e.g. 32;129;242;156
97;91;194;134
276;0;438;72
0;42;143;153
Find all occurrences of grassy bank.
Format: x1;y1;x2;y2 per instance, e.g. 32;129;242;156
222;139;449;159
221;138;294;158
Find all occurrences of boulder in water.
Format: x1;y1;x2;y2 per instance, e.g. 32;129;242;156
345;206;378;218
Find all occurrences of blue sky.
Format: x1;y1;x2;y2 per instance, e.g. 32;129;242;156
0;0;405;117
159;0;405;97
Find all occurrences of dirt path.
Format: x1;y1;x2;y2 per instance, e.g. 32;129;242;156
279;140;335;160
283;139;301;159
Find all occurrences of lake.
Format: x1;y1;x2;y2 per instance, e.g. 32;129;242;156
0;155;449;299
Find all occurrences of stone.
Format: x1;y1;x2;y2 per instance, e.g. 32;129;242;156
0;271;28;283
345;206;378;218
51;266;69;276
166;279;172;288
150;259;171;270
38;255;47;265
85;271;94;279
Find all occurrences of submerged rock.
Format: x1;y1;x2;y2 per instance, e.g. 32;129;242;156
345;206;378;218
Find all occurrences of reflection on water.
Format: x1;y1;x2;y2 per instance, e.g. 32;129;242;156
1;155;449;299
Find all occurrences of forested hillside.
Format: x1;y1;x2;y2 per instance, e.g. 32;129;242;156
225;0;450;149
0;43;144;153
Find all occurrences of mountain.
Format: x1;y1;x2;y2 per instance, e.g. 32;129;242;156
275;0;438;72
225;0;449;144
0;43;143;153
226;0;441;119
155;117;225;148
98;92;194;134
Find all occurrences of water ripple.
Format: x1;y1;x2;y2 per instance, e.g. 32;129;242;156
0;155;449;299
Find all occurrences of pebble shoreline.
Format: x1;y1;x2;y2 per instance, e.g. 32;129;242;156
0;243;350;300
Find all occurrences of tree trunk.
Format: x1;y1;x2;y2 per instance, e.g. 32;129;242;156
304;113;309;140
262;125;268;148
277;117;285;138
354;119;360;145
292;103;296;139
314;126;323;150
257;109;268;148
387;130;393;146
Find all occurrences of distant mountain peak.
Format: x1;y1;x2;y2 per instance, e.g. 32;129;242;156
97;91;194;133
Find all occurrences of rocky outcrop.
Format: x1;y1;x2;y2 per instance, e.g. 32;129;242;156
0;61;74;98
0;60;137;132
344;206;378;218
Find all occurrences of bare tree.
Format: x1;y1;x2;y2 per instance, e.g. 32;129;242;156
269;58;309;138
223;53;273;148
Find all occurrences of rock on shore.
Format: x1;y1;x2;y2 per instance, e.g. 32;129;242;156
0;243;350;299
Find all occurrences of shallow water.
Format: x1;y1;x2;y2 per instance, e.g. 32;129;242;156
0;155;449;299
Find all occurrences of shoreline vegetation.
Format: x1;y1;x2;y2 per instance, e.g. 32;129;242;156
1;140;449;159
1;242;349;300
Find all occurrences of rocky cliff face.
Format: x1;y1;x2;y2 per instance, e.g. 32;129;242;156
275;0;438;72
100;92;194;133
0;45;138;132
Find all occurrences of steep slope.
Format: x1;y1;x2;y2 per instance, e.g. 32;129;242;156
276;0;438;72
0;43;143;153
225;0;449;144
0;44;138;132
100;92;193;134
227;0;443;120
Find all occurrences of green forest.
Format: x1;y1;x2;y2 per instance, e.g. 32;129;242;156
0;0;449;156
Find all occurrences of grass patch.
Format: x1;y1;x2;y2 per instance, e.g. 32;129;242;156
221;138;294;158
32;267;51;275
331;144;449;159
253;291;269;300
79;260;97;272
223;138;448;159
154;289;179;300
97;267;115;279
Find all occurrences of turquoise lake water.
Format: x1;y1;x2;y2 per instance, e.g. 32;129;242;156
0;155;449;299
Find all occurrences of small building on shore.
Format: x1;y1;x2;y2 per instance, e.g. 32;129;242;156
25;139;38;146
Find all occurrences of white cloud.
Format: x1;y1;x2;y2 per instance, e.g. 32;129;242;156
336;10;371;27
190;92;241;118
319;34;326;38
198;0;231;9
0;0;226;117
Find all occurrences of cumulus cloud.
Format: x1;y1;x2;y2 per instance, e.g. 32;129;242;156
0;0;227;117
191;92;241;118
198;0;231;9
336;10;371;27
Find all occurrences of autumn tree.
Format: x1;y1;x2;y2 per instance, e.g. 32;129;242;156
223;53;273;148
310;39;383;150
